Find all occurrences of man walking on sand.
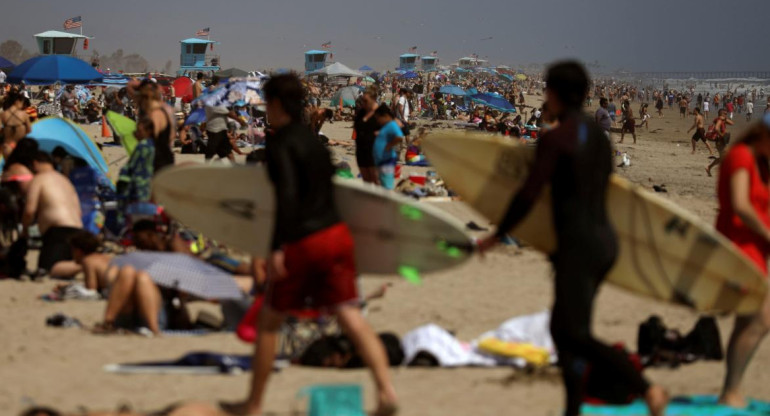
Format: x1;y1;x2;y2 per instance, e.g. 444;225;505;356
595;98;612;139
222;74;398;416
22;151;83;276
689;108;712;155
478;61;667;416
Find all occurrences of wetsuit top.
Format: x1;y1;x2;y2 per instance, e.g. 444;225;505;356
265;122;340;250
495;112;616;258
353;108;379;168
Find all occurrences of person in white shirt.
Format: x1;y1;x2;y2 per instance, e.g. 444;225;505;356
703;100;710;119
746;101;754;121
0;70;6;92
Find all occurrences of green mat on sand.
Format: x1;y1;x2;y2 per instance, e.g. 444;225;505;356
582;395;770;416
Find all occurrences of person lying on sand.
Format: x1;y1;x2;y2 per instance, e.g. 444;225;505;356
21;402;224;416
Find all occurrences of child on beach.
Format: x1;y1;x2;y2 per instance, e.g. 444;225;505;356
373;104;405;190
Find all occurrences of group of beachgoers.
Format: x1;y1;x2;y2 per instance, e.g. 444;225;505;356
5;60;770;416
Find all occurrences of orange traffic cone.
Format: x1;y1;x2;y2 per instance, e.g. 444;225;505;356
101;115;111;138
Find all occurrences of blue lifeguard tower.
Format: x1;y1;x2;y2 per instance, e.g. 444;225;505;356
179;38;220;76
34;30;92;56
398;54;419;71
421;56;437;71
305;50;329;73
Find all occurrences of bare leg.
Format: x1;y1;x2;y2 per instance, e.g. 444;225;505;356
691;139;697;154
50;260;82;279
704;141;714;156
103;266;139;323
133;271;163;335
720;293;770;407
243;306;285;415
336;304;398;415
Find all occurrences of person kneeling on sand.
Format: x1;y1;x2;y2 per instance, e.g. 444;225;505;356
69;230;117;292
22;150;83;277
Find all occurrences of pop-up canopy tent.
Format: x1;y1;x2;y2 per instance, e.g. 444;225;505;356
215;67;249;78
308;62;363;78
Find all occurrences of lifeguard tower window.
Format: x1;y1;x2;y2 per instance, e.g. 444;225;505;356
43;40;51;54
191;44;207;54
311;54;325;62
404;57;416;64
53;38;75;55
186;45;191;54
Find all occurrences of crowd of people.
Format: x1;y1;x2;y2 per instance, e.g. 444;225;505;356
5;60;770;416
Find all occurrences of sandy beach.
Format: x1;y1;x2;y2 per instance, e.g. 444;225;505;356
2;98;770;416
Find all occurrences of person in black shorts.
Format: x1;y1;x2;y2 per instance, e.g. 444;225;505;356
354;86;381;184
479;61;667;416
688;108;713;155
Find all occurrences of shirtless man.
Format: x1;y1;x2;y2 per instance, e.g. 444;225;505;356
1;91;32;158
22;151;83;275
706;109;735;177
192;73;205;100
688;108;712;155
679;96;689;119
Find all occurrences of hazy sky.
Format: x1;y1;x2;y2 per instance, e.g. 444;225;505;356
1;0;768;72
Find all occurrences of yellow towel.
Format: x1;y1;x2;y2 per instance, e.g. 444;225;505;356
477;338;550;367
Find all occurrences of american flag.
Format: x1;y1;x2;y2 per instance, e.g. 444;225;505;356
321;41;332;49
196;27;210;37
63;16;82;30
408;46;417;53
431;51;438;56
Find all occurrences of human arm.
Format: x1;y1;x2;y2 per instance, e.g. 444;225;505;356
21;178;41;236
229;132;245;155
730;169;770;243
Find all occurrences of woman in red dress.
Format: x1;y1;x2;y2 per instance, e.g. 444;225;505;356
717;114;770;407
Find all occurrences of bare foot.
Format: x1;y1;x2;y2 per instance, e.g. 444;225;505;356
375;386;399;416
719;391;748;408
644;385;668;416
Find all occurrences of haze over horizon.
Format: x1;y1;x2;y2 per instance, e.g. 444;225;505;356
1;0;768;73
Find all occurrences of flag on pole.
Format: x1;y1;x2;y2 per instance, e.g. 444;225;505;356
321;41;332;49
63;16;82;30
196;27;210;37
408;46;417;53
431;51;438;57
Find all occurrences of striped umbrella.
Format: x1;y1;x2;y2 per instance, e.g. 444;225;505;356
110;252;243;300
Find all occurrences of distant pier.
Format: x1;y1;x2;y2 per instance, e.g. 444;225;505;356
625;71;770;80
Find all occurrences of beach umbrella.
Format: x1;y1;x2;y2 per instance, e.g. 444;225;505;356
470;93;516;113
184;107;207;126
496;73;513;82
401;71;419;79
215;67;249;79
363;76;376;83
359;65;374;72
0;56;15;70
89;73;129;87
110;252;243;300
105;111;138;156
193;77;264;108
439;85;467;96
515;73;527;81
7;55;102;85
56;85;92;106
27;117;109;174
330;85;363;108
172;76;193;101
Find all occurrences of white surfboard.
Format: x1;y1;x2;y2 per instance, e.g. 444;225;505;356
152;164;473;275
422;131;767;314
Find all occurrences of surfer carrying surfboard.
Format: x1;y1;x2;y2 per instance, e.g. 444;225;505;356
222;74;397;416
478;61;667;416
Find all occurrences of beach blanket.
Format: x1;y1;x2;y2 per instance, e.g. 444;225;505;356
401;310;556;368
582;395;770;416
103;351;287;375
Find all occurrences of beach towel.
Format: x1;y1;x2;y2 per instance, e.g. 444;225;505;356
582;395;770;416
103;351;253;375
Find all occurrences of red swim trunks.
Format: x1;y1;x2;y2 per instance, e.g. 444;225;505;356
267;223;358;312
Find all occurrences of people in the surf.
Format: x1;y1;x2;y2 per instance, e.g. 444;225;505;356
477;61;668;416
222;73;398;416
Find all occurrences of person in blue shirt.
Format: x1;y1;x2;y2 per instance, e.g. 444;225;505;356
372;104;404;190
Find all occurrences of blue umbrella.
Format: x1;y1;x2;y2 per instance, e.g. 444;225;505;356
439;85;467;96
184;107;207;125
470;92;516;113
0;56;14;69
401;71;419;79
359;65;374;72
27;117;109;175
7;55;102;85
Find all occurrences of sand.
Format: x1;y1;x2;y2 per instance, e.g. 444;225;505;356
2;100;770;415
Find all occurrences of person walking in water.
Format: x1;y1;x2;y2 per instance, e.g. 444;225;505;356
478;61;667;416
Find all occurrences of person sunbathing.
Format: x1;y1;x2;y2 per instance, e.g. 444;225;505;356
69;230;117;292
21;402;225;416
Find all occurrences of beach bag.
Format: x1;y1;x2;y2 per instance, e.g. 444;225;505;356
584;343;643;405
294;384;365;416
705;125;718;141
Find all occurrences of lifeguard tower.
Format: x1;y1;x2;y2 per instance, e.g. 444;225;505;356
179;38;220;76
421;56;437;71
34;30;92;56
398;54;419;71
458;56;486;69
305;50;329;74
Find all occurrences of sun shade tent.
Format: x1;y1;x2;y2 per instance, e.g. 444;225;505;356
215;67;249;79
105;111;139;156
308;62;364;78
331;85;364;108
7;55;103;85
27;116;109;175
439;85;467;96
470;93;517;113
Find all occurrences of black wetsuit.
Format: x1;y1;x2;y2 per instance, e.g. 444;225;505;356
353;108;378;168
496;112;649;415
265;122;340;251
